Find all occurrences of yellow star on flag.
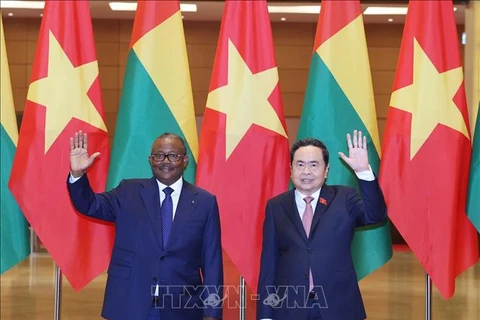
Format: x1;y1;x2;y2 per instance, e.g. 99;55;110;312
206;39;287;159
390;38;469;160
27;30;107;153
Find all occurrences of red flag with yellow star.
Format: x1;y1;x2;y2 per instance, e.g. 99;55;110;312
379;0;478;299
8;0;113;291
196;0;290;292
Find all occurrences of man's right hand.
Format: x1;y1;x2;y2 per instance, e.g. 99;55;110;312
70;130;100;178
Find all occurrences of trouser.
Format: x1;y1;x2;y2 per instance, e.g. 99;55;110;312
306;291;324;320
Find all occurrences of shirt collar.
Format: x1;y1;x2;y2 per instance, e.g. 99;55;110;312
295;188;322;202
156;176;183;195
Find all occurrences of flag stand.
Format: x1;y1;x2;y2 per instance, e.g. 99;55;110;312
239;275;246;320
54;264;62;320
425;273;432;320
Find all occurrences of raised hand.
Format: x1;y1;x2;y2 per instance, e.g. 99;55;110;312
338;130;369;172
70;131;100;178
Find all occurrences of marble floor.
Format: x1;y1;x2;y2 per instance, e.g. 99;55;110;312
1;250;479;319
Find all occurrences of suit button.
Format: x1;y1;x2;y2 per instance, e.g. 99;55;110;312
160;256;165;261
153;277;157;282
308;249;312;253
303;275;308;279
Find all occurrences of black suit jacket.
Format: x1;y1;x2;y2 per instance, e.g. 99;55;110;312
257;179;387;320
67;175;223;320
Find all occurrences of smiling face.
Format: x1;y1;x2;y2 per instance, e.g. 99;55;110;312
290;145;329;196
149;136;188;186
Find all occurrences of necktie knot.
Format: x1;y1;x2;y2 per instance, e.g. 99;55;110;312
304;196;314;204
163;187;174;196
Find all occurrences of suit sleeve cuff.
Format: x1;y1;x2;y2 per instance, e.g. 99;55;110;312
68;173;82;184
355;165;375;181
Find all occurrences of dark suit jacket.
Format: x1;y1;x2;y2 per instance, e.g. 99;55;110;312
257;179;387;320
67;175;223;320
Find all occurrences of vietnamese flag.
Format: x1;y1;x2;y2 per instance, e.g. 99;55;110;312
379;0;478;299
196;0;290;292
8;0;114;291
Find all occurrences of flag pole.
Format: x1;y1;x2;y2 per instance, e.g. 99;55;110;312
425;272;432;320
239;275;246;320
54;264;62;320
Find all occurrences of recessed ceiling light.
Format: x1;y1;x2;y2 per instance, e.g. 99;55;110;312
109;2;197;12
8;12;14;16
268;5;320;14
1;1;45;9
364;7;408;15
388;18;393;22
280;17;286;21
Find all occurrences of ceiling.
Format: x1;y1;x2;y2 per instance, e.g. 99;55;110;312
0;0;467;24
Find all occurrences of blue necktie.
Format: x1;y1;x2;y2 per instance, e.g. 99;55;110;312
161;187;174;249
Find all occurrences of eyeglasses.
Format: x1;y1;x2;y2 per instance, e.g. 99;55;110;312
150;153;185;162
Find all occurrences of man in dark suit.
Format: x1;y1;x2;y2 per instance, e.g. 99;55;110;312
257;130;387;320
67;131;223;320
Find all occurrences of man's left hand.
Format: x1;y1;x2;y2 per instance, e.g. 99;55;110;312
338;130;370;172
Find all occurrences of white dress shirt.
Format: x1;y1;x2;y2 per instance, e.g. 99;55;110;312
156;177;183;220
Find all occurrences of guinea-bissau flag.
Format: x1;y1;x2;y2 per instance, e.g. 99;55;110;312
8;0;114;291
467;101;480;232
196;0;290;292
107;0;198;189
1;15;30;274
380;0;479;299
297;0;392;280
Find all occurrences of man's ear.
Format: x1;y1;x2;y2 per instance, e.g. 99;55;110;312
183;154;189;168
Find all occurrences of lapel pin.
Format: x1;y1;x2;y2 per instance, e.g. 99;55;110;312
319;197;327;205
191;200;195;204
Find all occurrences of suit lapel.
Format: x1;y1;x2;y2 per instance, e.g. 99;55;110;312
310;184;334;235
282;190;309;242
140;177;164;250
166;181;198;250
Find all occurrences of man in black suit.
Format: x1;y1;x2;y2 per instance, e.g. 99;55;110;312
257;130;387;320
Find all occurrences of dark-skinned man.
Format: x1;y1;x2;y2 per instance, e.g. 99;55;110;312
67;131;223;320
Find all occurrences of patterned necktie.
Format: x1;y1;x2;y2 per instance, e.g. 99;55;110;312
161;187;174;249
302;196;314;292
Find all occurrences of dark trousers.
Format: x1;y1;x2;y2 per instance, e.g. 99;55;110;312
146;303;160;320
306;294;324;320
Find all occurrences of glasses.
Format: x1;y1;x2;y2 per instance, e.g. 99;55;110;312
150;153;185;162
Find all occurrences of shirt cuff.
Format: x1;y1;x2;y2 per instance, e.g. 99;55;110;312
69;173;82;184
355;165;375;181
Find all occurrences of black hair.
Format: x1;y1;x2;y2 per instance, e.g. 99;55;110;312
290;138;329;166
152;133;187;155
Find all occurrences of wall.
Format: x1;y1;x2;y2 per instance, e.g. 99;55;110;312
2;18;466;244
3;18;465;144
